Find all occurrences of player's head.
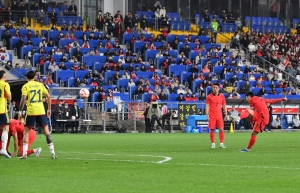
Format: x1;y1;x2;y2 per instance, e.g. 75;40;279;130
212;83;220;95
13;114;19;120
26;70;36;80
0;70;6;81
171;110;176;115
245;91;254;102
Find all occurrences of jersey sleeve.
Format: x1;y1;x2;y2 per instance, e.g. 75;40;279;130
221;94;226;105
42;83;48;96
4;83;11;97
21;85;28;96
206;95;211;105
9;120;17;134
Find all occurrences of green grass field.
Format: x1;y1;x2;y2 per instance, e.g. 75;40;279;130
1;132;300;193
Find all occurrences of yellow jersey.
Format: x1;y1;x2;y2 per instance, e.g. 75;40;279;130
0;80;11;114
22;81;48;116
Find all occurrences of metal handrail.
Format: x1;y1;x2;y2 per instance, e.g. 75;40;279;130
0;61;26;79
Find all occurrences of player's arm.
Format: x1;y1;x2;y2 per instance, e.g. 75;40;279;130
45;92;52;117
206;104;210;121
5;84;12;101
19;95;27;114
263;98;287;104
222;95;228;120
12;133;18;157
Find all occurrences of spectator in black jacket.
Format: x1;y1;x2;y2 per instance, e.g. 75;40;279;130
176;93;185;102
68;1;77;16
70;101;81;133
140;14;148;29
158;90;167;101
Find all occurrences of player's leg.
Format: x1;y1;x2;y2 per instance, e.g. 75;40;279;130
0;114;11;158
20;115;35;159
38;115;57;159
208;118;216;148
232;108;255;123
216;118;226;148
27;129;42;157
240;119;264;152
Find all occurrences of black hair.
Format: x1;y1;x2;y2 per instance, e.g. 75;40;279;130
26;70;35;80
213;82;220;87
245;91;254;97
0;70;6;79
13;114;19;120
172;110;176;114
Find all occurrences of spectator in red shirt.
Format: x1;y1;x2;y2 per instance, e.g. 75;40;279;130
150;91;159;102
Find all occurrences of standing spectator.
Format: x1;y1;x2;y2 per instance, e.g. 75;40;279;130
235;17;242;32
143;103;151;133
210;18;219;38
68;1;77;16
265;103;273;132
70;101;80;133
54;100;64;132
140;14;148;29
48;8;58;24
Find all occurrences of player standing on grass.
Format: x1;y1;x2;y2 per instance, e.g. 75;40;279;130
206;83;227;149
230;91;287;152
19;70;57;159
0;114;42;157
0;70;12;158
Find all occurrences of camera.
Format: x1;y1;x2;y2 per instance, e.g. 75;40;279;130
147;101;161;119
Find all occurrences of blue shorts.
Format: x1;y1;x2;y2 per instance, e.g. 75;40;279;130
25;115;48;128
0;113;9;126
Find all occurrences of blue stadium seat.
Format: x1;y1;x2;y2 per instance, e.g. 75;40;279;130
82;56;106;63
75;70;90;79
55;70;74;82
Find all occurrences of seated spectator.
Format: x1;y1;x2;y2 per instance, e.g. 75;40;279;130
128;79;135;88
199;92;206;101
71;61;79;71
158;90;167;101
184;86;192;94
107;92;114;101
74;78;82;87
190;93;199;101
269;87;276;94
154;85;161;94
202;64;210;73
256;80;262;88
45;76;54;85
169;85;176;94
184;93;192;101
257;86;266;96
69;1;78;15
113;87;120;93
59;62;67;70
162;85;170;95
150;91;159;102
131;71;138;79
91;78;98;86
292;115;300;129
228;89;241;99
177;84;185;94
22;59;32;69
136;85;145;95
272;115;281;129
176;93;185;102
112;71;121;84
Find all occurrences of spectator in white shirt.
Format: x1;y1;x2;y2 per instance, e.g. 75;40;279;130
292;115;300;129
272;115;281;129
160;7;166;18
118;55;125;64
177;84;186;94
128;78;135;87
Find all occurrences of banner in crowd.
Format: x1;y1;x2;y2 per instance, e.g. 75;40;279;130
178;104;197;127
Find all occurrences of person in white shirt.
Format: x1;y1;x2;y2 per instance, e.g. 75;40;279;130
177;84;186;94
248;42;256;52
292;115;300;129
272;115;281;129
128;79;135;87
160;7;166;18
122;71;130;79
118;56;125;64
155;9;161;19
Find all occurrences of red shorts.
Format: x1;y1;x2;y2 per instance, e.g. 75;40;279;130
252;111;269;133
208;117;224;129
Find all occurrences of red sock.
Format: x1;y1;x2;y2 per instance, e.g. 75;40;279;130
247;135;257;150
27;149;34;156
210;130;215;143
219;130;224;143
240;110;250;119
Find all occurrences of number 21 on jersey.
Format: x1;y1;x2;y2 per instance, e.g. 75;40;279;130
30;89;42;103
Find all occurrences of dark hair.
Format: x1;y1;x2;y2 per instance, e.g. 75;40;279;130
26;70;35;80
0;70;6;79
245;91;254;97
172;110;176;114
13;114;19;120
213;82;220;87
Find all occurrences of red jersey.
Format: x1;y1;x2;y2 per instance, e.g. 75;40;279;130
9;119;24;147
206;93;226;118
249;97;284;117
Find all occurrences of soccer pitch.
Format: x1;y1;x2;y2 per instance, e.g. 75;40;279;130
2;132;300;193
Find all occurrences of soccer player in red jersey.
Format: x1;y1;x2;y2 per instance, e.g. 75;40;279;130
206;83;228;148
0;115;42;157
231;91;287;152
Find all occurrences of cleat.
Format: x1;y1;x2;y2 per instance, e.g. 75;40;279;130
19;155;28;159
0;149;11;158
36;147;42;157
51;154;58;159
219;144;226;148
230;115;240;123
239;148;250;152
211;143;215;148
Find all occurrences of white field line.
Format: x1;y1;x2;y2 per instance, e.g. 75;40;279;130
49;151;300;170
57;151;172;164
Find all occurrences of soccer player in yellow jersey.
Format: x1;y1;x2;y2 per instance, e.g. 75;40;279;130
0;70;12;158
19;70;57;159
